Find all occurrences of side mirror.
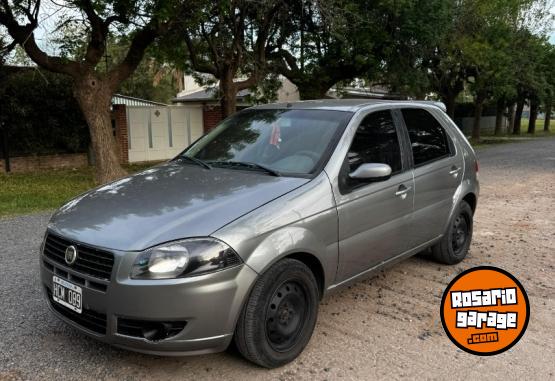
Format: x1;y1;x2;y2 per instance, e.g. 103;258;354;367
349;163;392;182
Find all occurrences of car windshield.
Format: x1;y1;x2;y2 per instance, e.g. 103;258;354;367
182;109;353;176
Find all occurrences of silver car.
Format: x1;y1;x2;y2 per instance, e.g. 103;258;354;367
41;100;479;368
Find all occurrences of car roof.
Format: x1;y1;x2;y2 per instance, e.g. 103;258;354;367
250;99;446;113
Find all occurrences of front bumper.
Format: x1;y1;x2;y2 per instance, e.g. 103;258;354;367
40;250;258;356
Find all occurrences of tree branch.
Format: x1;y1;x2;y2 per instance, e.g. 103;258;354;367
235;74;258;91
0;2;81;76
107;22;159;89
272;48;300;74
200;21;220;70
79;0;108;65
104;14;128;27
183;31;218;76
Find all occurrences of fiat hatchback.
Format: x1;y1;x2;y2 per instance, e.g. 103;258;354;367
41;99;479;368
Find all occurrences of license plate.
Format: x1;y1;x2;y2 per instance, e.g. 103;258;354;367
52;276;82;314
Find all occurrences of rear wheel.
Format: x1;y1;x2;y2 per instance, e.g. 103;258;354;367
431;200;473;265
234;258;319;368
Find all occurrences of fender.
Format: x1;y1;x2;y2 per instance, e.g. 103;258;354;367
240;225;336;291
212;172;339;291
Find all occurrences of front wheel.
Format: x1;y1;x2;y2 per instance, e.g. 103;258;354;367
234;258;320;368
431;200;474;265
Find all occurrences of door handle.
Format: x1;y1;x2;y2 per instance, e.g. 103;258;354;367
395;185;412;199
449;166;461;177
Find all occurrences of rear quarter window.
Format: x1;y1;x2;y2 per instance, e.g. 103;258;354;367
401;108;451;166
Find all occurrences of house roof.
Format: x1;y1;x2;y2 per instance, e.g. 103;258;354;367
172;88;251;103
112;94;167;107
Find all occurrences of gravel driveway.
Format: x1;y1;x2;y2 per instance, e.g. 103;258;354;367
1;138;554;381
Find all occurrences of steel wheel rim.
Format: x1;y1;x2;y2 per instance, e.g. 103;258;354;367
451;214;469;255
265;280;307;352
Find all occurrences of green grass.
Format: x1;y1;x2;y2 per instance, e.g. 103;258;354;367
0;163;155;218
519;118;554;134
470;118;553;148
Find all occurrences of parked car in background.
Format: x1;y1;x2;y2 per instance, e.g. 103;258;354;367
41;99;479;368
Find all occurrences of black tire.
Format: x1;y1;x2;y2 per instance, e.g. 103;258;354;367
234;258;319;368
431;200;473;265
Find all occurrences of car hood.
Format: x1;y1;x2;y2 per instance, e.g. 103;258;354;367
48;162;308;251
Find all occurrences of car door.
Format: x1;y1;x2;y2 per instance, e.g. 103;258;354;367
334;109;415;282
397;107;464;246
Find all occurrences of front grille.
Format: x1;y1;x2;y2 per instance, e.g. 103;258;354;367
43;233;114;280
43;260;108;292
46;288;107;334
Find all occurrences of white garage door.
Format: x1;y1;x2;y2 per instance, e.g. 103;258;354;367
127;106;204;163
127;107;149;163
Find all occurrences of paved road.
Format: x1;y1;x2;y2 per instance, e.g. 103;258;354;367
1;138;554;380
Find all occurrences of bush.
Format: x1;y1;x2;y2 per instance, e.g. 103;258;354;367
0;66;89;156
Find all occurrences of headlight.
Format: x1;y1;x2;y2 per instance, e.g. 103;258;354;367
131;238;242;279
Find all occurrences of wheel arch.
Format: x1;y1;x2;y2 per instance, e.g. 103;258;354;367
462;192;477;213
284;252;326;299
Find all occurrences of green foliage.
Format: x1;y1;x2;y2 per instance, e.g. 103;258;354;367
540;43;555;109
243;75;282;105
52;28;181;103
108;38;182;103
271;0;382;98
3;0;554;126
397;0;555;121
375;0;452;97
271;0;453;99
117;63;180;103
160;1;293;114
511;31;554;104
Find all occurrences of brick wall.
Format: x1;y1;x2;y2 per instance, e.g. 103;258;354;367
0;105;129;173
0;153;88;173
112;104;129;164
202;105;223;133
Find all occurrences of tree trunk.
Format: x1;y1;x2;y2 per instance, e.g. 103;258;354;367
494;98;505;136
0;125;10;173
544;101;552;132
73;74;127;184
527;101;538;134
507;102;515;135
444;93;456;119
513;97;525;135
471;95;485;141
219;73;237;118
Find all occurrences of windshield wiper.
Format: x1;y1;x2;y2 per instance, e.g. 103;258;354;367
175;155;211;170
209;161;281;176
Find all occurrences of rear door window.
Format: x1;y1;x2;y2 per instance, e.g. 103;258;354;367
401;108;450;166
